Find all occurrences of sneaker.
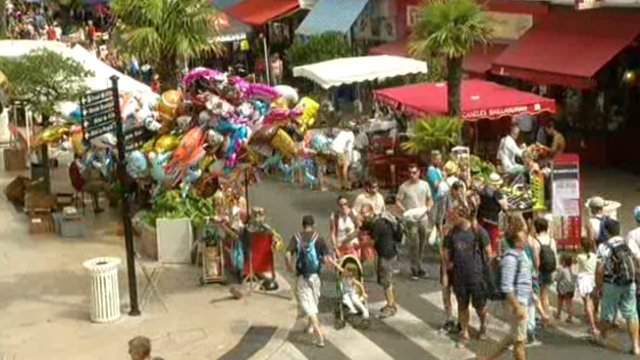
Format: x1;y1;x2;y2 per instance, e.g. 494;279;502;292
411;270;419;281
449;322;462;335
417;270;428;279
312;337;325;348
438;320;455;333
526;333;542;347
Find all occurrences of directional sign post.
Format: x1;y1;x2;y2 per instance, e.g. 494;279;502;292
79;76;141;316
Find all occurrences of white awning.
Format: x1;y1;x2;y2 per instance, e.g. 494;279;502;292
0;40;155;96
292;55;428;89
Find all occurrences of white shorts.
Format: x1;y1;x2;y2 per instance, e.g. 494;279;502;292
296;274;321;317
577;273;595;298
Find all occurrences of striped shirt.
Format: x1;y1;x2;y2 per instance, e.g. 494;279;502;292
501;249;533;305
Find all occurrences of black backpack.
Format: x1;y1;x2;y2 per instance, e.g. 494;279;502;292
450;227;485;286
537;238;557;273
381;211;404;244
603;242;636;286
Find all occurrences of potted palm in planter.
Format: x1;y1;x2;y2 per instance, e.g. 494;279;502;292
401;116;463;160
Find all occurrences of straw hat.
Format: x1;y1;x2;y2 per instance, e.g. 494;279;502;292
487;173;503;187
443;161;459;176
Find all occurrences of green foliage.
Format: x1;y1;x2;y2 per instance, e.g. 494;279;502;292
409;0;491;60
287;32;351;67
401;116;463;155
111;0;222;88
470;154;496;181
145;189;216;229
0;49;92;117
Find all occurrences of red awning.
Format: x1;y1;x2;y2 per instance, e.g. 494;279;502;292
374;79;556;121
369;41;408;57
369;41;506;76
226;0;300;26
492;10;640;89
463;44;508;76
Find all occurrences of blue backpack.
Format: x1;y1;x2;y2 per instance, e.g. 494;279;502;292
295;232;322;277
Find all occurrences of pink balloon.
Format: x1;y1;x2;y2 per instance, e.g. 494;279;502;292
248;84;280;101
182;67;222;89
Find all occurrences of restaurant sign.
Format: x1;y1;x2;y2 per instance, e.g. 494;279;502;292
463;104;542;120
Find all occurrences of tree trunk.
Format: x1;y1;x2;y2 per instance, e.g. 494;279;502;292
446;56;463;117
0;0;7;38
156;52;179;91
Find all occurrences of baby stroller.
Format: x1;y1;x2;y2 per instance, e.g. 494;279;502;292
334;254;370;330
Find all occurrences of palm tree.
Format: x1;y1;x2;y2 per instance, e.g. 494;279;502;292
409;0;491;117
111;0;222;89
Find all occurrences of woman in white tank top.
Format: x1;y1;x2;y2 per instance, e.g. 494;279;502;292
330;196;359;257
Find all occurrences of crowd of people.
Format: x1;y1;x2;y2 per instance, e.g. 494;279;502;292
283;146;640;359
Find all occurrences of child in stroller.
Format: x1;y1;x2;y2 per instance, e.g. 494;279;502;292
332;255;370;329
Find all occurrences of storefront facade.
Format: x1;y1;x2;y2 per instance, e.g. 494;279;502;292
486;4;640;170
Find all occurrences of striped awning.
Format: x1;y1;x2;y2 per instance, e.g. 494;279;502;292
296;0;370;36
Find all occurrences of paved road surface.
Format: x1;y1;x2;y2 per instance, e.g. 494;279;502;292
249;177;637;360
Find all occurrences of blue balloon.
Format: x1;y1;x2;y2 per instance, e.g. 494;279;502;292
254;100;270;116
126;150;148;179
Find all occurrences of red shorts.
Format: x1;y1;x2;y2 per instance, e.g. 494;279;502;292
480;221;501;255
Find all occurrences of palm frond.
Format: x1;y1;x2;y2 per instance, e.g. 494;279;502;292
112;0;222;84
409;0;491;60
401;116;463;155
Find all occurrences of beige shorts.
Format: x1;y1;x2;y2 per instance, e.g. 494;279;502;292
493;301;528;343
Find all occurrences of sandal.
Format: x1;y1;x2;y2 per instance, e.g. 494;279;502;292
456;334;470;348
379;306;397;319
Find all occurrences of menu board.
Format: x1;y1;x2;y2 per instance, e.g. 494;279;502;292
80;89;117;141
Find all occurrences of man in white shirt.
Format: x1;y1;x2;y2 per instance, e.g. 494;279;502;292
626;206;640;260
353;180;385;216
396;164;433;280
497;124;525;175
331;127;355;191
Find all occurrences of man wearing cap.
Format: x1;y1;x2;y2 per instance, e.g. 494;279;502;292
497;125;526;176
595;218;640;355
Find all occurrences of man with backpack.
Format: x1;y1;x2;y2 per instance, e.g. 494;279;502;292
361;204;399;318
443;206;492;346
286;215;334;348
594;218;640;355
483;228;533;360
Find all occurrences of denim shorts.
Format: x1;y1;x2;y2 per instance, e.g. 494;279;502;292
601;282;638;323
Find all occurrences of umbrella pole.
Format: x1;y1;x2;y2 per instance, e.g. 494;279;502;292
262;34;270;86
